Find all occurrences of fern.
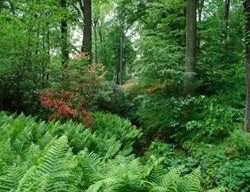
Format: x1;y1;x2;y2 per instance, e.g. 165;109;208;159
206;188;226;192
16;136;79;192
0;165;26;191
177;167;202;192
0;112;223;192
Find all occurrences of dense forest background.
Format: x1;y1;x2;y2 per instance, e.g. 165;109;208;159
0;0;249;191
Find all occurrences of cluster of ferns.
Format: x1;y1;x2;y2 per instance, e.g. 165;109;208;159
0;112;223;192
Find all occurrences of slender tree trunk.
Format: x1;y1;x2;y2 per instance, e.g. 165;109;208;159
197;0;204;23
98;24;107;65
83;0;92;64
197;0;204;50
244;0;250;132
93;17;98;64
184;0;197;95
60;0;69;68
118;34;124;85
224;0;230;40
46;21;51;85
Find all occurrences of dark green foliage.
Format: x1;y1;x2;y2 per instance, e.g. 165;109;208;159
229;130;250;155
136;93;196;139
182;137;250;192
135;0;185;89
97;83;136;120
197;0;245;96
218;159;250;192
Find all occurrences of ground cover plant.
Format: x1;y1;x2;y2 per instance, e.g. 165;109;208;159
0;112;223;192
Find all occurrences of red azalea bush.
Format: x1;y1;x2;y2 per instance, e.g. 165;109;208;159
40;52;110;127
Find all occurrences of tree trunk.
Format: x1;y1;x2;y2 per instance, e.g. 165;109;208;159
119;34;124;85
98;24;107;65
244;0;250;132
184;0;197;95
60;0;69;68
224;0;230;40
83;0;92;64
197;0;204;50
198;0;204;23
93;17;98;64
116;30;124;85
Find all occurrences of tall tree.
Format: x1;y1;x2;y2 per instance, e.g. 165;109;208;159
117;29;124;85
244;0;250;132
197;0;204;23
184;0;197;95
61;0;69;68
197;0;204;53
224;0;230;40
83;0;92;63
93;16;98;63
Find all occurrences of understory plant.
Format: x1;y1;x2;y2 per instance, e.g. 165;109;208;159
0;112;223;192
186;96;243;142
39;52;111;127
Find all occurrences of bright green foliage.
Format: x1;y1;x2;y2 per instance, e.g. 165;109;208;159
0;112;222;191
0;0;74;113
186;96;244;142
93;112;141;148
135;0;185;88
197;0;245;95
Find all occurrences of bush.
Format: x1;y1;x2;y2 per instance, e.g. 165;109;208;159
143;140;194;171
182;140;250;191
217;159;250;192
228;129;250;155
62;54;110;110
40;89;94;127
186;96;243;142
40;52;111;126
97;83;136;120
136;93;194;139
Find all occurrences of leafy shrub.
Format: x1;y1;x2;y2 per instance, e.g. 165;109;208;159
40;52;110;126
228;129;250;155
40;89;94;127
217;159;250;192
63;54;110;110
183;140;250;192
97;83;137;120
186;96;243;142
136;93;194;139
143;140;188;169
0;73;41;114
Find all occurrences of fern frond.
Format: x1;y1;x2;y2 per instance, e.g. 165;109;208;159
206;187;225;192
178;167;202;192
16;136;80;192
0;164;26;191
77;150;101;187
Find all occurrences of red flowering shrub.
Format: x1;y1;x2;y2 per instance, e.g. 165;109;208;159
40;90;94;127
40;52;110;127
63;53;110;110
